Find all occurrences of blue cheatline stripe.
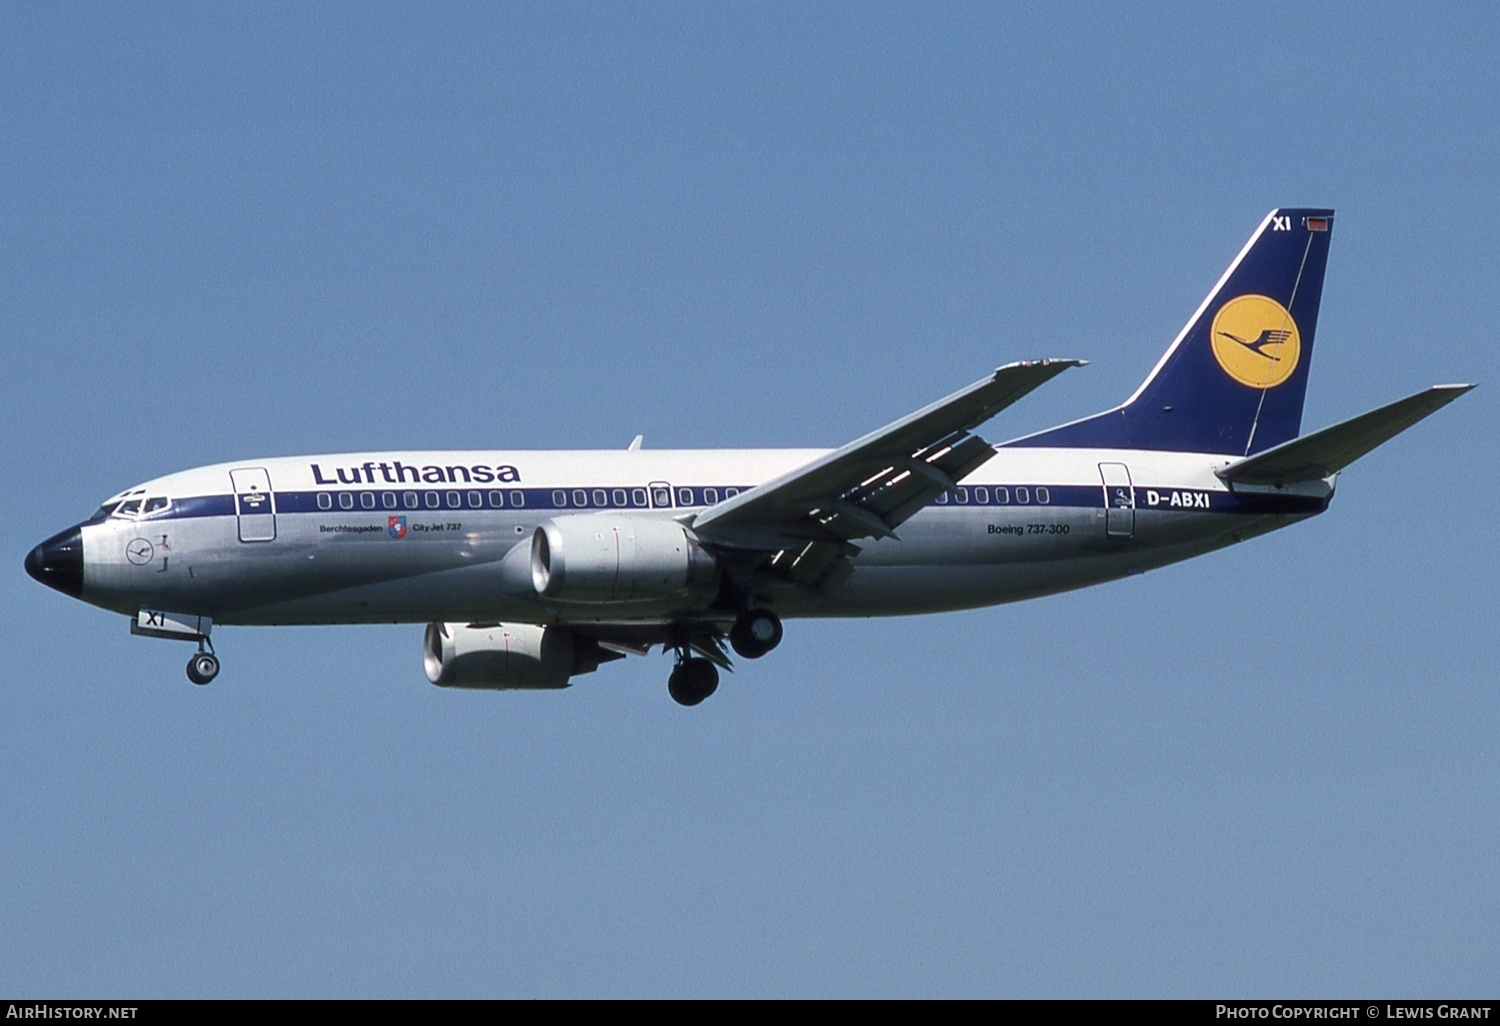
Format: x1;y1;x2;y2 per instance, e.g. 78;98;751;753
138;482;1326;524
169;495;236;518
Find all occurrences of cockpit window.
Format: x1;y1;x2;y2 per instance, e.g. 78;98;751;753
142;496;170;515
90;486;151;522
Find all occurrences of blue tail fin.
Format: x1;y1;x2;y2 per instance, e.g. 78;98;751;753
1010;208;1334;455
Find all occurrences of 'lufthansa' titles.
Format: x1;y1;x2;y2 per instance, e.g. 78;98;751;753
310;461;522;486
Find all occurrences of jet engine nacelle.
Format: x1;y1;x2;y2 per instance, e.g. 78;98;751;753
424;621;611;689
530;513;716;604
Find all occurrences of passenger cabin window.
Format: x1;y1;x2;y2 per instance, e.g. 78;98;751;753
317;493;332;510
1037;487;1050;504
338;493;354;510
510;490;525;508
973;487;988;504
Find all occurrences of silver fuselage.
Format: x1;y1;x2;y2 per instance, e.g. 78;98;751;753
66;445;1332;628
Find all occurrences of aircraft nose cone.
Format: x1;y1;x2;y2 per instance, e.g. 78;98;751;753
25;525;84;598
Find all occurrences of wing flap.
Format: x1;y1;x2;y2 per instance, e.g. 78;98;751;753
694;359;1083;548
1218;384;1474;486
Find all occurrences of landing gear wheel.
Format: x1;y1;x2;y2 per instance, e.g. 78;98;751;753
668;658;719;706
187;651;220;686
730;609;783;659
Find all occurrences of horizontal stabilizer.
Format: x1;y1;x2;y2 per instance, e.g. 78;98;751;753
1217;384;1474;486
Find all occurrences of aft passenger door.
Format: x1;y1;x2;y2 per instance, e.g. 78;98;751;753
1098;462;1134;538
230;468;277;542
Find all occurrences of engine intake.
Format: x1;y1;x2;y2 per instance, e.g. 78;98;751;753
530;514;715;604
424;621;612;689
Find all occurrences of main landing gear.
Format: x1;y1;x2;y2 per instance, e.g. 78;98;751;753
730;608;782;660
668;658;719;707
666;609;783;706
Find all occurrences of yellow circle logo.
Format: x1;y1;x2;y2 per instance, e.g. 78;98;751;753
1210;294;1301;388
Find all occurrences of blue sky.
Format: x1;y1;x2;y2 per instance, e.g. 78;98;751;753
2;3;1496;997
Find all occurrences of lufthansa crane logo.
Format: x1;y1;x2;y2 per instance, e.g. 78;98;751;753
1210;294;1301;388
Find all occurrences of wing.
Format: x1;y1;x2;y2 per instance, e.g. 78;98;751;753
691;359;1084;590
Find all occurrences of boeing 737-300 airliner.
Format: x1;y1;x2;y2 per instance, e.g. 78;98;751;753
25;209;1473;705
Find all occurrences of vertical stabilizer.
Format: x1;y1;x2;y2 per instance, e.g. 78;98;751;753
1010;209;1334;455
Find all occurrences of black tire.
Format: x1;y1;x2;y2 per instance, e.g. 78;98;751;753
730;609;783;659
668;658;719;706
187;652;219;686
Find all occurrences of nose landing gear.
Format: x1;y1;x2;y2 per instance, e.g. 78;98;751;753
186;642;219;685
130;610;220;686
